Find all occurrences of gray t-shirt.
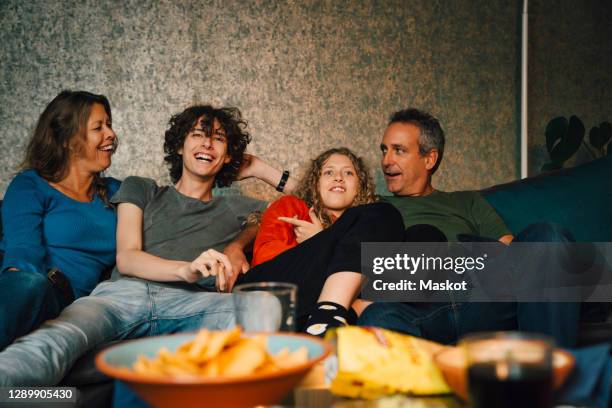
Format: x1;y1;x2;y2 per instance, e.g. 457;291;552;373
110;176;267;288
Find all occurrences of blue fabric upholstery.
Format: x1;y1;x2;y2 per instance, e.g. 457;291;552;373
482;157;612;242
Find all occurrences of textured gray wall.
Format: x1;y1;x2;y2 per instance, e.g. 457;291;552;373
2;0;606;201
528;0;612;173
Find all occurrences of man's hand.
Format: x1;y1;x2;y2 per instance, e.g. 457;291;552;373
223;243;250;292
177;249;233;292
278;208;324;244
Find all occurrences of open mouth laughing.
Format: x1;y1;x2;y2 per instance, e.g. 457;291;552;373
98;144;115;153
195;152;214;163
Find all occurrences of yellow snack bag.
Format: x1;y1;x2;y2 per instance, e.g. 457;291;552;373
330;326;451;399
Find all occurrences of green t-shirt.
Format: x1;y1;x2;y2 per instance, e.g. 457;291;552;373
383;190;511;242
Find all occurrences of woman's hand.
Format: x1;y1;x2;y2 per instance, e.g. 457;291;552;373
177;249;233;292
278;208;324;244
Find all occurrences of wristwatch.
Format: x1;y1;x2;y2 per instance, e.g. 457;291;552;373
276;170;290;192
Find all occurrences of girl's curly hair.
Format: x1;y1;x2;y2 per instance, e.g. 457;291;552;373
294;147;376;227
163;105;251;186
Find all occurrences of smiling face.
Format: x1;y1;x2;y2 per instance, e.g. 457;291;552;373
380;122;437;196
317;153;360;218
73;103;116;174
179;117;231;181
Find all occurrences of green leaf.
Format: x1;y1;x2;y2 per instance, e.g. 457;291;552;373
589;126;602;148
599;122;612;148
550;115;584;163
541;162;562;172
589;122;612;149
545;117;568;154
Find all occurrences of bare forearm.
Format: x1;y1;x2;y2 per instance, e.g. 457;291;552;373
259;165;297;194
249;159;297;194
116;249;188;281
228;224;259;252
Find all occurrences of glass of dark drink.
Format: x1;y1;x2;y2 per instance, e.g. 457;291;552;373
461;332;554;408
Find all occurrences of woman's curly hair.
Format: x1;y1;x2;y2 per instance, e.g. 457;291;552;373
163;105;251;186
294;147;376;228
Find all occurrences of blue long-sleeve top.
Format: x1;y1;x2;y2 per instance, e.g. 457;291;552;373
0;170;120;298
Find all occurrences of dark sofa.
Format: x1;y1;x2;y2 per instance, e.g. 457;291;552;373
482;156;612;344
0;156;610;406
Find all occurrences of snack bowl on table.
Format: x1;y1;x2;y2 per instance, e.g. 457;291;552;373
433;344;575;401
95;329;331;408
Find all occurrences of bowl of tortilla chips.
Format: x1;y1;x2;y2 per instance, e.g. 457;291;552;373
95;327;331;408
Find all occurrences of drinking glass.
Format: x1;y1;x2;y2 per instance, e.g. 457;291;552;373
233;282;297;332
461;331;554;408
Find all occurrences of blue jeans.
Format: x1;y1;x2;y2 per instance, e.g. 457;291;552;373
0;277;277;386
358;222;581;348
0;270;68;350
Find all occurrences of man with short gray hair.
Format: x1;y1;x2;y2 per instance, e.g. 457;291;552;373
358;107;579;348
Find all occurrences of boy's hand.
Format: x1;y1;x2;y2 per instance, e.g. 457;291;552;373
236;154;262;180
179;249;233;292
223;243;250;292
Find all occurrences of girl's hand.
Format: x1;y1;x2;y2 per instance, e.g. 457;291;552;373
278;208;324;244
177;249;233;292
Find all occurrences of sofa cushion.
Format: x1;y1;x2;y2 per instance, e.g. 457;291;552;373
482;157;612;242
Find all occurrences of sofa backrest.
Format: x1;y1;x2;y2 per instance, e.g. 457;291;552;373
482;157;612;242
0;200;3;263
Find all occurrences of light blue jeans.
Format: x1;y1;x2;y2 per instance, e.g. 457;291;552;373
0;277;272;386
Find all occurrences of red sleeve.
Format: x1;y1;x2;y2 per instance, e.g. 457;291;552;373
251;196;310;267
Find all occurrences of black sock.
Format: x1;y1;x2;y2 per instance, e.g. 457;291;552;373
304;301;349;337
347;306;358;325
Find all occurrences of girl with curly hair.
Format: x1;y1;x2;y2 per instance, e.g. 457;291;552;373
252;147;376;266
245;147;381;335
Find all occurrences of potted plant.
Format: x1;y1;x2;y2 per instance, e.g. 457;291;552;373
542;116;611;172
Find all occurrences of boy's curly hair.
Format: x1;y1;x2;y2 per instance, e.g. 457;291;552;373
294;147;376;227
163;105;251;186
